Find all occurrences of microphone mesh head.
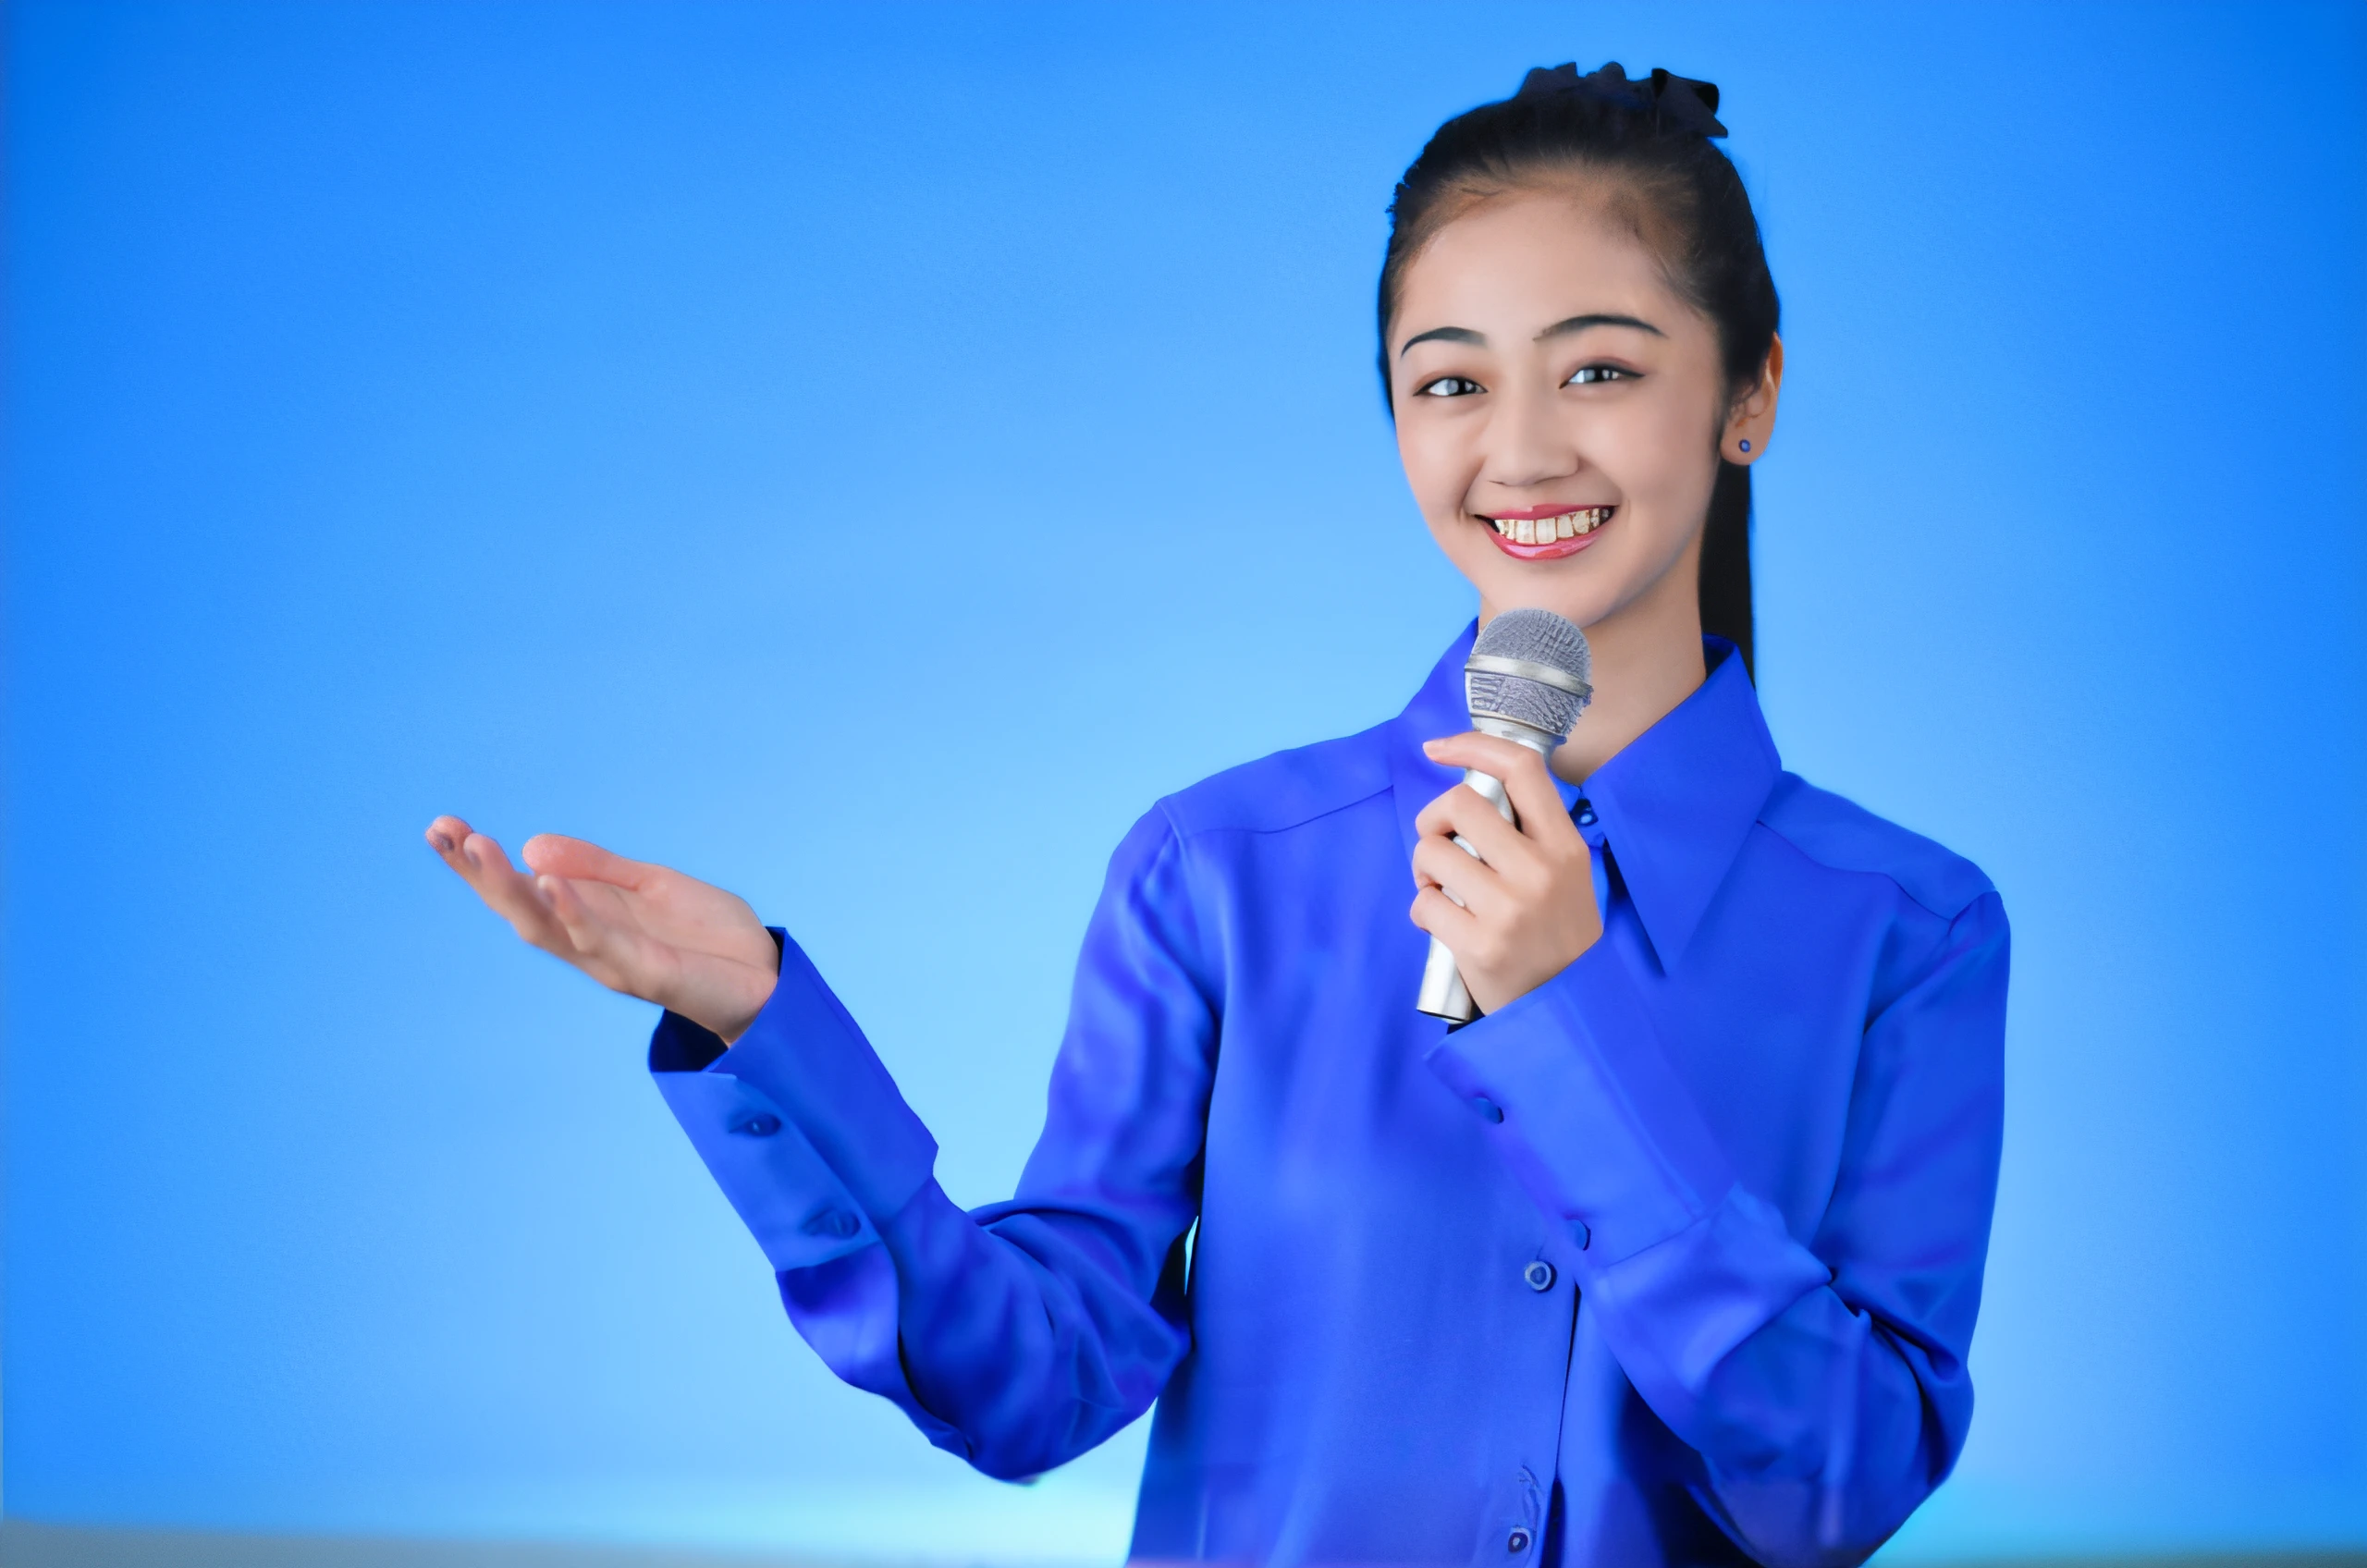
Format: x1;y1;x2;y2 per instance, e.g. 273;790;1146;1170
1466;608;1593;739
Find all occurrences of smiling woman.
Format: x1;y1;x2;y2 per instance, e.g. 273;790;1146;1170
431;60;2005;1568
1383;64;1781;788
1385;64;1776;678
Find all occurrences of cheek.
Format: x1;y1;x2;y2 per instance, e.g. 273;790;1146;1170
1395;416;1478;520
1601;397;1718;527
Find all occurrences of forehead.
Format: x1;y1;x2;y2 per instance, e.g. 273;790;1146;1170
1393;190;1698;343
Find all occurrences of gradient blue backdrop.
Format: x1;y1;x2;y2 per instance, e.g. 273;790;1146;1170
7;3;2364;1562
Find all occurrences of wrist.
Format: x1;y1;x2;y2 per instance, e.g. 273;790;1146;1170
1478;914;1602;1013
713;927;786;1047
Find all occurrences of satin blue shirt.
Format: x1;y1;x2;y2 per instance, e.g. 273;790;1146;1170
649;627;2008;1567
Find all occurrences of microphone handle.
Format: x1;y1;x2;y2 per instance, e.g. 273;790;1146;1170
1415;767;1517;1022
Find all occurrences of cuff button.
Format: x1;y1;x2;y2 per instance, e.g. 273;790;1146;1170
730;1113;782;1137
1521;1259;1555;1292
801;1207;863;1239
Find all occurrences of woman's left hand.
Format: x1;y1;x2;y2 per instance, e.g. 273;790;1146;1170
1410;731;1602;1015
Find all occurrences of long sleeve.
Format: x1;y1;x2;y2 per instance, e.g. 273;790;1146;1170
651;808;1219;1478
1425;889;2009;1566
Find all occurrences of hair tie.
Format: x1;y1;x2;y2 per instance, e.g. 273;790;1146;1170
1515;61;1728;140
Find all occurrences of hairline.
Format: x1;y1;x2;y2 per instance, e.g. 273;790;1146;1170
1380;158;1738;410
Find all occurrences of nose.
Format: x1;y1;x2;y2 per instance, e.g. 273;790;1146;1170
1483;376;1581;493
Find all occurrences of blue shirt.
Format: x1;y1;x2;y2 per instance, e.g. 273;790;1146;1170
649;627;2008;1567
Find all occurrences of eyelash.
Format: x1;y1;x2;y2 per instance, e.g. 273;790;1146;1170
1411;364;1637;398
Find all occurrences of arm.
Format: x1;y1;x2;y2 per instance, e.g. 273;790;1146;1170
656;810;1216;1476
426;808;1216;1478
1408;741;2007;1565
1429;892;2006;1565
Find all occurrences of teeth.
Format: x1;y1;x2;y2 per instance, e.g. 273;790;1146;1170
1485;506;1614;542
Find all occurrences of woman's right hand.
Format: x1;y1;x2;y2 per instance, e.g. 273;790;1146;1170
424;815;780;1044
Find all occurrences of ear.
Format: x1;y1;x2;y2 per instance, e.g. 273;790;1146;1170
1720;334;1783;464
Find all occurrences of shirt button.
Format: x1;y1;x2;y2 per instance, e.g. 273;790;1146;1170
1573;801;1597;827
1522;1260;1555;1292
1506;1525;1534;1553
1568;1219;1591;1251
1470;1096;1504;1123
730;1113;782;1137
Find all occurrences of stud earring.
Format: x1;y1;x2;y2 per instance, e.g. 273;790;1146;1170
1738;439;1751;454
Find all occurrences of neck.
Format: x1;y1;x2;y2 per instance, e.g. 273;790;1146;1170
1482;562;1708;785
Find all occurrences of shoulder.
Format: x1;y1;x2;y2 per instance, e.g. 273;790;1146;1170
1756;772;1996;923
1154;723;1394;839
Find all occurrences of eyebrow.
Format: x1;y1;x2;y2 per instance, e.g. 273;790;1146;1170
1397;313;1666;358
1397;325;1485;356
1539;312;1665;340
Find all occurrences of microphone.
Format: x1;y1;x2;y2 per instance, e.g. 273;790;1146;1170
1416;608;1594;1023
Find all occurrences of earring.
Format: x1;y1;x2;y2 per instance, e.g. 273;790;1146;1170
1738;439;1752;454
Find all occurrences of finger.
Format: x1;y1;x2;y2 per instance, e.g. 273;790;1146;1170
1409;886;1484;949
1414;778;1500;839
1491;747;1573;841
453;832;575;949
425;815;474;857
460;828;523;880
540;873;675;995
1422;730;1539;779
426;818;520;890
425;817;531;915
1414;785;1530;867
1424;733;1571;839
1411;835;1514;921
522;833;655;888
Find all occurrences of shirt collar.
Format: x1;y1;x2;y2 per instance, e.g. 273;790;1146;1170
1388;622;1782;971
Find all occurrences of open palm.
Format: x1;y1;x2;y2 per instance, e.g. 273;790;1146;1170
425;815;779;1043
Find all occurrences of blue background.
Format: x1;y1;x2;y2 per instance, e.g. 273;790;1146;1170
6;2;2363;1562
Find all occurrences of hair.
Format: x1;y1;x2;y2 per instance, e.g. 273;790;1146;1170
1378;64;1779;679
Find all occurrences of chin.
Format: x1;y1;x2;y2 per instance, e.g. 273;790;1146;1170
1460;556;1616;631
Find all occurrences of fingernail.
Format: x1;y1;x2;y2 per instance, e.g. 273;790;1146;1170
427;830;453;853
462;845;481;869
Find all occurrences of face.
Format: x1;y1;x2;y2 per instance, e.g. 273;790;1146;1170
1389;188;1777;637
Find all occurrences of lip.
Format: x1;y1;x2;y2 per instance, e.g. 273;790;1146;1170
1478;503;1616;560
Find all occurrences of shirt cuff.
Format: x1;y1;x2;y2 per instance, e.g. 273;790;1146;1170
651;1069;879;1273
652;926;939;1225
1424;937;1739;1266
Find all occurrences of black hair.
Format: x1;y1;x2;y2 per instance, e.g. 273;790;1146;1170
1378;64;1779;679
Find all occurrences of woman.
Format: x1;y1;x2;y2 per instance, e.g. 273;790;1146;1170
428;63;2006;1567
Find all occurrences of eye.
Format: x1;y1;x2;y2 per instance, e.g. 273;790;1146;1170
1564;364;1637;386
1413;375;1484;398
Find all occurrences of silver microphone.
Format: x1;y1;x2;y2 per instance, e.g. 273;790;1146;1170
1416;608;1594;1023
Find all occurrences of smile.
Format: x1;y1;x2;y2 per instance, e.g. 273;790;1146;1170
1478;505;1615;560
